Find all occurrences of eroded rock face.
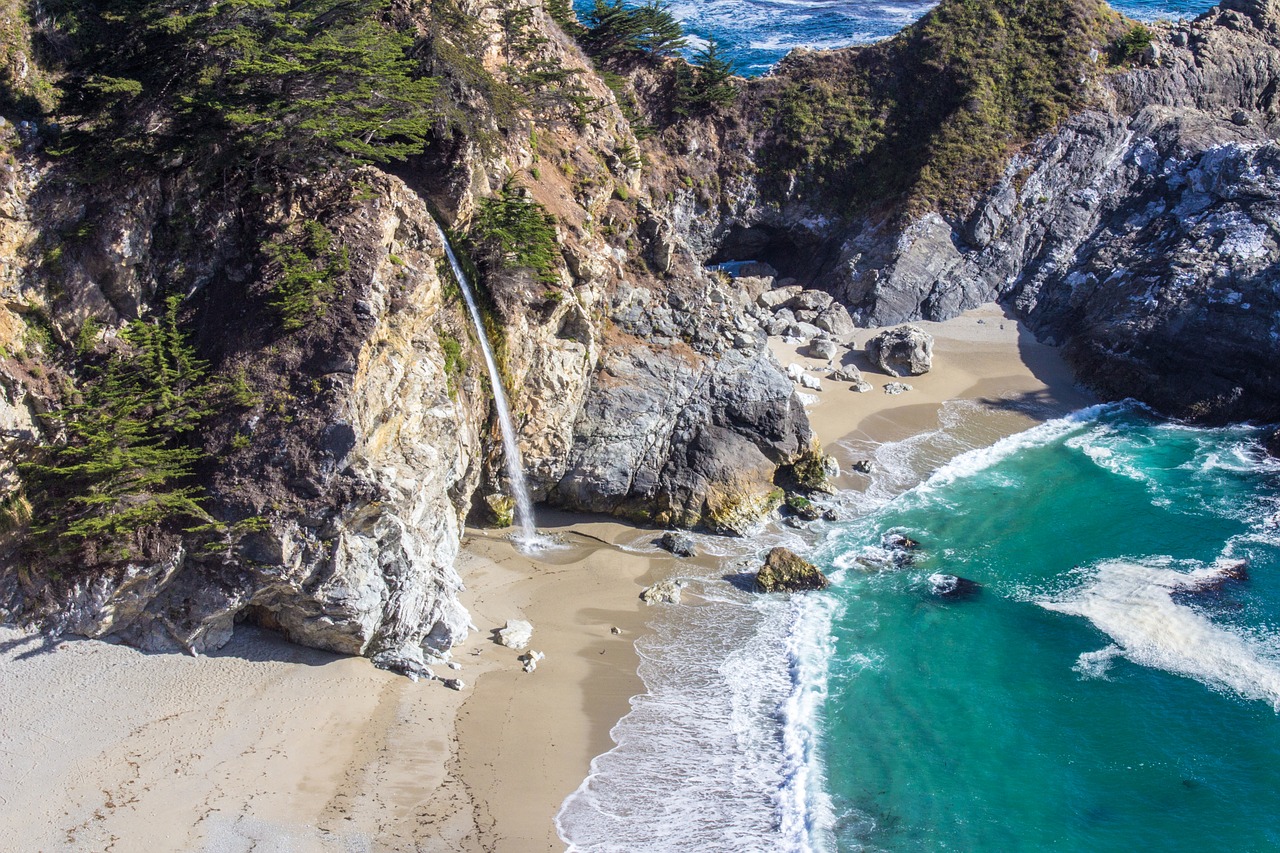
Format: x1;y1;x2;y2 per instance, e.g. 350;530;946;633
755;547;828;592
866;326;934;376
4;173;487;673
553;343;809;533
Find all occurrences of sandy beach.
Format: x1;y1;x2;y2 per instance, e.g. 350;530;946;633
0;304;1094;852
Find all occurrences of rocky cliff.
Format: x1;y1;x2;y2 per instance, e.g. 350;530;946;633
1;0;1278;668
0;0;814;666
700;0;1280;423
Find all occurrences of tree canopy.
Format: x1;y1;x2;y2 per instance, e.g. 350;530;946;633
58;0;438;174
20;297;222;555
581;0;687;63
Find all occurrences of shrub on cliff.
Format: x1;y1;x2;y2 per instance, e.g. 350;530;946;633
468;178;563;285
581;0;687;64
20;297;222;559
262;220;350;331
673;39;739;116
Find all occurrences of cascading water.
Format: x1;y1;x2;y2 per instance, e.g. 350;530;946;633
434;222;540;548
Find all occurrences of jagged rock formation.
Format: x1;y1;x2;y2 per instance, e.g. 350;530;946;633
0;0;812;664
702;0;1280;423
2;0;1279;668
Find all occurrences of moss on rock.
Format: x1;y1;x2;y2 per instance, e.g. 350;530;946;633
755;546;828;592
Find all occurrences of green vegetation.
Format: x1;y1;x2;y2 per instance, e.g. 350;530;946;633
546;0;584;34
20;297;221;555
55;0;437;174
581;0;687;64
437;330;465;399
421;0;525;150
1112;23;1153;63
759;0;1119;215
262;220;350;331
673;38;739;116
468;177;562;284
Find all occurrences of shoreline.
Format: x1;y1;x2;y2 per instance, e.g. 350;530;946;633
0;304;1094;851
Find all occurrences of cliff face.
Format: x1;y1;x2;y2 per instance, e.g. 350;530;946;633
0;0;813;665
699;0;1280;423
2;0;1278;666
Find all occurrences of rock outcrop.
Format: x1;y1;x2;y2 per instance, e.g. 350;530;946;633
866;326;934;376
6;0;1280;672
640;579;688;604
755;547;829;592
703;2;1280;423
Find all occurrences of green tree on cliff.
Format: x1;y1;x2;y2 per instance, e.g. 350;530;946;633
60;0;438;173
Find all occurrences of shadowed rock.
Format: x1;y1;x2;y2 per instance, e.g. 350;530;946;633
657;531;697;557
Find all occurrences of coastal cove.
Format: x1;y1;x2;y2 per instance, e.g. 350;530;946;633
2;0;1280;849
0;306;1097;850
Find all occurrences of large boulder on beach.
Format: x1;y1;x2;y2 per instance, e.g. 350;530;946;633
497;620;533;649
658;531;697;557
806;337;840;361
866;325;934;377
815;303;856;336
641;579;688;605
755;547;828;592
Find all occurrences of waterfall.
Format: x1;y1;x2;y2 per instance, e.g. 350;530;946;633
434;223;540;548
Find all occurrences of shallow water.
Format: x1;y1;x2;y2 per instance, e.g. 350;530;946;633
558;404;1280;851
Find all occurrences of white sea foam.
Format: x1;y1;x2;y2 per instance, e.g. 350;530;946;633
1073;643;1123;679
1039;557;1280;710
557;577;808;851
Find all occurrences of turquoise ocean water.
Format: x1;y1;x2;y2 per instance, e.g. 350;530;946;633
575;0;1219;74
808;405;1280;851
558;403;1280;851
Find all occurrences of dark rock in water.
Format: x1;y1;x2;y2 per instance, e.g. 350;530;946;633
1262;429;1280;459
882;532;919;551
928;573;982;599
852;459;875;474
1172;559;1250;599
866;326;934;377
756;547;828;592
657;531;697;558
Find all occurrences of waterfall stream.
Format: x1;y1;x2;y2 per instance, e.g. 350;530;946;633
434;223;540;548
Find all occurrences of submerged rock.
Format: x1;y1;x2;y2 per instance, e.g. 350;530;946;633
497;619;533;649
641;578;688;605
755;547;829;592
785;493;823;520
657;530;697;557
929;573;982;599
866;326;934;377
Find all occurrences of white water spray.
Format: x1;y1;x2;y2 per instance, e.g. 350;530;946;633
434;223;539;548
